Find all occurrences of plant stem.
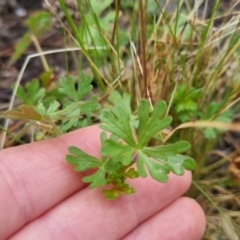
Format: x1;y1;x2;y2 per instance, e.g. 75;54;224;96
30;34;50;72
111;0;120;45
138;0;148;99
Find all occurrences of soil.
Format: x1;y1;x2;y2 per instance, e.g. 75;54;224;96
0;0;74;107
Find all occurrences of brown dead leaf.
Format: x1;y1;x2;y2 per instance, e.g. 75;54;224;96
1;105;42;121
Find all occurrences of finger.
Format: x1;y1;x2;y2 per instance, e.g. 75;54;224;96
10;172;192;240
0;125;102;239
122;197;206;240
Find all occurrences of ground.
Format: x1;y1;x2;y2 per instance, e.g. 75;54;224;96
0;0;71;106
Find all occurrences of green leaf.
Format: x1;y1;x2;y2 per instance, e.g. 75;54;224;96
37;101;60;118
59;76;77;102
108;91;132;115
137;151;148;178
138;100;172;147
100;105;136;146
203;128;218;139
100;131;108;144
101;139;134;166
173;85;202;122
176;99;197;112
66;146;101;171
80;96;99;116
109;134;119;142
137;100;150;141
104;157;122;172
27;11;51;36
11;33;31;62
80;0;115;45
167;155;196;175
16;79;45;106
182;156;196;171
198;102;234;139
108;92;138;130
124;168;139;179
174;85;202;103
102;182;135;200
137;151;170;182
59;72;93;102
61;107;82;131
90;0;113;15
101;139;133;157
146;160;170;183
59;97;99;132
121;151;134;166
77;72;93;100
46;101;60;116
82;168;107;188
11;11;51;62
103;188;121;200
142;141;191;160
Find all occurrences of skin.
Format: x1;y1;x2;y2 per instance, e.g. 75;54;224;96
0;125;206;240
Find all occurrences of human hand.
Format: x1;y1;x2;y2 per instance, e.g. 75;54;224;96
0;125;205;240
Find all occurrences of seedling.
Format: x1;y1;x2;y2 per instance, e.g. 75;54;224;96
66;92;196;200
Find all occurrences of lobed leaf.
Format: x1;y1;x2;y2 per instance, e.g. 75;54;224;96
138;100;172;147
121;151;134;166
173;85;202;122
82;168;107;188
27;11;51;36
66;146;101;171
11;33;31;62
146;160;170;183
167;155;196;175
101;139;133;157
199;102;234;139
16;79;45;106
137;151;148;178
108;91;132;115
77;72;93;100
80;96;99;116
100;131;108;144
60;99;99;131
137;151;170;182
104;156;122;172
59;72;93;102
100;105;136;146
176;99;197;112
142;141;191;160
59;76;78;102
46;101;61;116
37;101;60;118
61;108;82;131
